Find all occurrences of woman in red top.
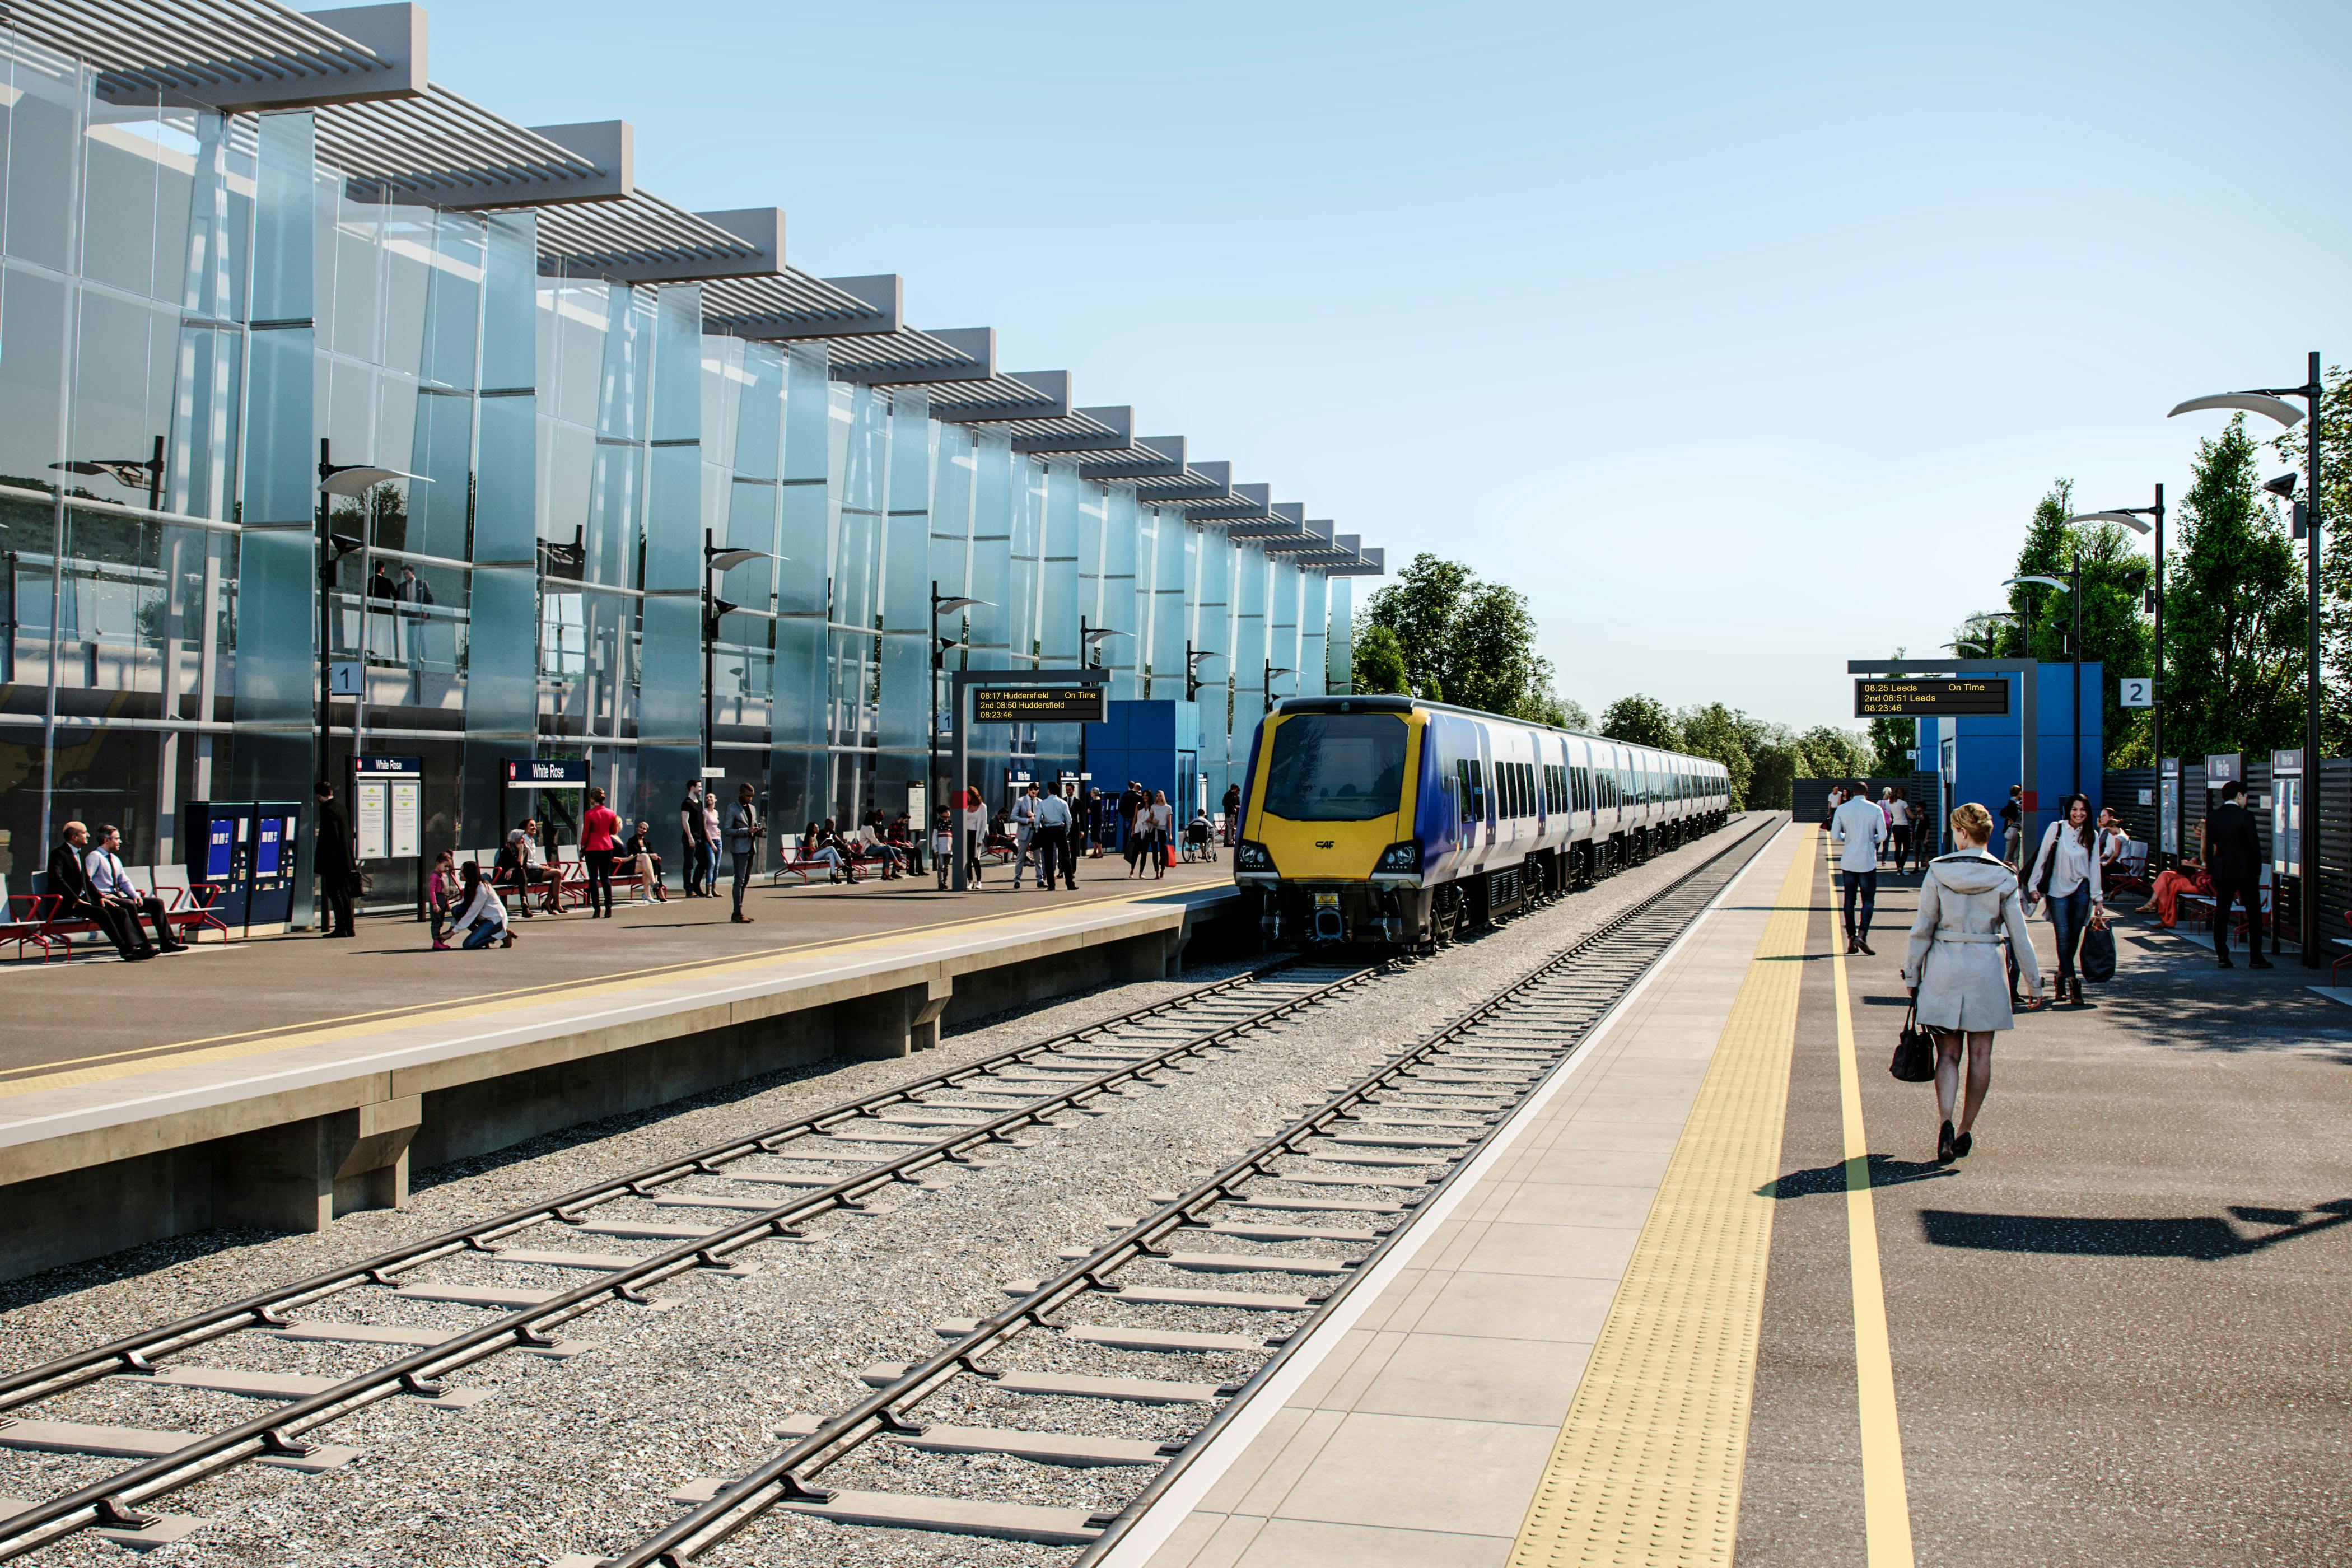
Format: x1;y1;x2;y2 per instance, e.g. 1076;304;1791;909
581;786;622;918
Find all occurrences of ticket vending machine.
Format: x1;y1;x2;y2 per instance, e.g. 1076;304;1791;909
185;800;303;935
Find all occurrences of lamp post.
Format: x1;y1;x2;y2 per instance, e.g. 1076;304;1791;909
2171;352;2325;965
930;582;988;815
1078;617;1122;668
2068;488;2167;838
702;536;778;779
1263;660;1294;715
1184;640;1221;701
316;442;429;786
52;434;166;512
2006;571;2078;796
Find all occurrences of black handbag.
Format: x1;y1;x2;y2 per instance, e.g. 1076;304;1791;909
2079;916;2117;983
1890;997;1937;1082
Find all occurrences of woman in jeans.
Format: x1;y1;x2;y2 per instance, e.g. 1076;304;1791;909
2025;792;2105;1006
580;786;620;918
1905;802;2045;1163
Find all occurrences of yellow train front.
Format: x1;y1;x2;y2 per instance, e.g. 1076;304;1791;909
1231;695;1730;949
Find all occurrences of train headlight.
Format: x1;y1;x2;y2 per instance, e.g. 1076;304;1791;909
1235;839;1275;874
1375;841;1420;873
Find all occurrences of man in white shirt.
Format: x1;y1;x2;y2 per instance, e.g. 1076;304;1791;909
85;823;186;954
1830;778;1888;956
1033;786;1074;890
1010;784;1042;889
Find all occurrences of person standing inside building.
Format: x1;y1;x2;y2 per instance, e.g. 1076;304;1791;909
679;778;710;897
1830;777;1886;955
48;821;144;961
725;781;764;923
580;787;620;919
1999;785;2023;869
314;781;357;937
2202;779;2270;970
1011;783;1042;890
1033;783;1072;891
2024;793;2107;1004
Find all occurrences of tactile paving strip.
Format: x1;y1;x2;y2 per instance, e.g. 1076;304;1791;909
1505;830;1814;1568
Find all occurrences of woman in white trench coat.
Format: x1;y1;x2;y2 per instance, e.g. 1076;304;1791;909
1903;801;2046;1164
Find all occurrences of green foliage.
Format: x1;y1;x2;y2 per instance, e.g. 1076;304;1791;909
1598;694;1682;750
1677;702;1767;809
2269;363;2349;754
1795;724;1874;781
1350;624;1411;696
1357;553;1562;721
2163;417;2306;761
1865;647;1914;772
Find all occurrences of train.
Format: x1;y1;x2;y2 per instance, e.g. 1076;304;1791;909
1232;694;1730;949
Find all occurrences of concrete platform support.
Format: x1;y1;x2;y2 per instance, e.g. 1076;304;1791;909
840;977;955;1061
215;1094;422;1231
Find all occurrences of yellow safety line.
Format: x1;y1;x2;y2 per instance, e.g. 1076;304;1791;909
1827;842;1917;1567
0;880;1200;1101
1504;828;1813;1568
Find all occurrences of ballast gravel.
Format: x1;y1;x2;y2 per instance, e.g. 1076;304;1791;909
1;817;1772;1568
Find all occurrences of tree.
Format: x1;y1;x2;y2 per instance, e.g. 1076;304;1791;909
1599;694;1681;750
1865;648;1915;773
1357;553;1563;721
1677;701;1769;809
1795;724;1874;782
1351;624;1411;696
1551;694;1593;731
2164;416;2306;762
2269;363;2350;754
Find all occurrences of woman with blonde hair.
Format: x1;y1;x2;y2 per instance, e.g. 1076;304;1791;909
1904;801;2045;1163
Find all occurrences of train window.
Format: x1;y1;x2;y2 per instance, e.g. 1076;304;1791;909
1468;758;1486;820
1455;759;1474;822
1263;713;1408;822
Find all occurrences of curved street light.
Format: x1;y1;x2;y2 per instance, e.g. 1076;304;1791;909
701;540;782;776
930;585;995;815
2067;492;2167;809
2172;351;2324;965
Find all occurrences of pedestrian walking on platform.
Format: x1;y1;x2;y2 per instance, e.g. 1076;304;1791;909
2202;779;2271;970
1149;790;1173;879
1830;778;1886;954
1906;802;2045;1163
1011;783;1042;889
1999;785;2023;869
680;779;711;897
581;787;620;918
961;787;987;886
2024;793;2106;1005
1033;785;1073;890
1887;788;1915;872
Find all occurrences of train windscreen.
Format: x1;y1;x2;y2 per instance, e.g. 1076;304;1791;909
1263;713;1408;821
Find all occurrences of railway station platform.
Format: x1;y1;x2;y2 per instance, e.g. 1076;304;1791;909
1116;821;2351;1568
0;858;1242;1282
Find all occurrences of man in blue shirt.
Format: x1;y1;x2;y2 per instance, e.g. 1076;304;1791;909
1033;786;1074;890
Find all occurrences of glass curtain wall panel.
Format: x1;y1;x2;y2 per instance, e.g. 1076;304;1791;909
1299;570;1329;699
1192;523;1235;804
230;110;319;921
770;342;828;830
464;211;537;851
924;418;977;801
703;335;784;801
1268;556;1300;710
1326;576;1353;693
875;390;931;816
634;282;702;841
1231;536;1268;736
1102;486;1140;701
1145;504;1188;703
825;381;886;822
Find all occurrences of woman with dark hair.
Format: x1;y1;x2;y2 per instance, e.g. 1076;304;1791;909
2025;792;2105;1006
580;786;620;918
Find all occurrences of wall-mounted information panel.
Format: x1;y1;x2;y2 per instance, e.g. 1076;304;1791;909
1854;678;2010;718
972;685;1108;724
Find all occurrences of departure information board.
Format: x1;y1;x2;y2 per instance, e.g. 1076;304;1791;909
1853;678;2009;717
972;685;1107;724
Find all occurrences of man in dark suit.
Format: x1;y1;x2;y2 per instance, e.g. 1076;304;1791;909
314;781;356;937
46;820;146;960
2203;779;2270;970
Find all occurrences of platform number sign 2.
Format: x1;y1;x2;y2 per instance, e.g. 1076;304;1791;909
2120;677;2154;708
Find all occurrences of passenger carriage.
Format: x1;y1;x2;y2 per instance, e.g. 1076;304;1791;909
1231;696;1730;949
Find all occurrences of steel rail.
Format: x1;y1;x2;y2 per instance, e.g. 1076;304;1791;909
0;957;1384;1560
0;956;1305;1418
599;814;1774;1568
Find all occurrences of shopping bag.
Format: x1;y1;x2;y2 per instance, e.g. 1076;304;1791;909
2079;917;2117;983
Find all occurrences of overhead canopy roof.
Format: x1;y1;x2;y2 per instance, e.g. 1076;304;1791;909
0;0;1380;577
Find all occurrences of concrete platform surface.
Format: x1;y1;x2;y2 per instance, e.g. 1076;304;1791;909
1116;822;2352;1568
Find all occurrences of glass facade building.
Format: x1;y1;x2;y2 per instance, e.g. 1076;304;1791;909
0;7;1379;917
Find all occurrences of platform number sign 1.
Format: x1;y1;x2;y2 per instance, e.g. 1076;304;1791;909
2120;677;2154;708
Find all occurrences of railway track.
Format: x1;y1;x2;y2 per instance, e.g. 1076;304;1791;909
559;813;1776;1568
0;955;1387;1558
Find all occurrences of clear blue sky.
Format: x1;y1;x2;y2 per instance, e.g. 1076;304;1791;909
437;0;2352;732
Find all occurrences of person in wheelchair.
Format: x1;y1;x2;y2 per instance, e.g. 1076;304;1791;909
1183;810;1215;861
